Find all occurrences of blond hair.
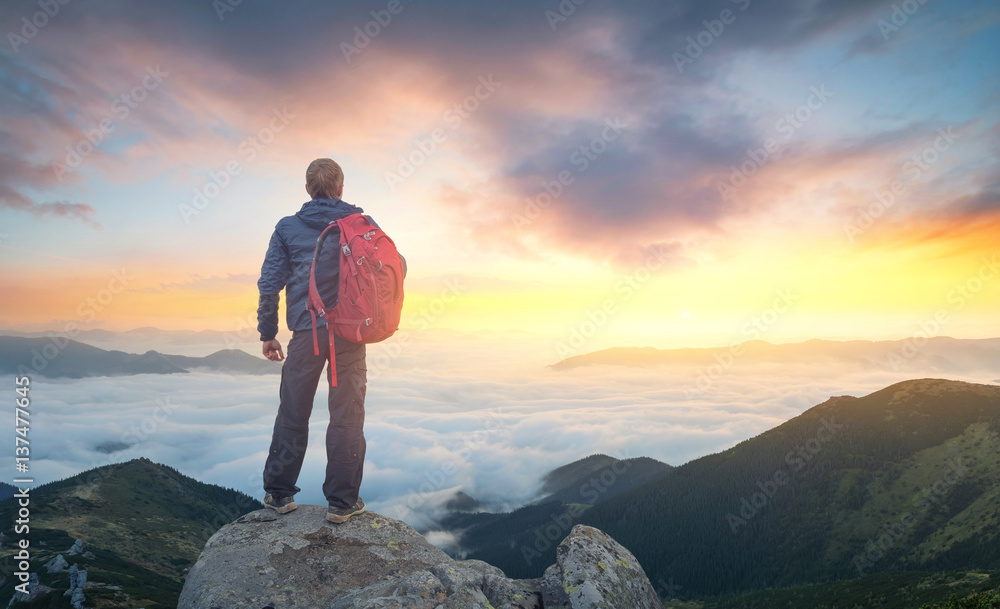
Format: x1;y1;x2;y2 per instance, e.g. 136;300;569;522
305;158;344;199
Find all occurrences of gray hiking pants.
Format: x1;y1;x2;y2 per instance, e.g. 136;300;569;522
262;325;367;509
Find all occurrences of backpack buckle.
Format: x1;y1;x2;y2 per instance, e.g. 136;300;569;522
342;245;351;256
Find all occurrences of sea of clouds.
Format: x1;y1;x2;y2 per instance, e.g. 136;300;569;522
25;329;999;532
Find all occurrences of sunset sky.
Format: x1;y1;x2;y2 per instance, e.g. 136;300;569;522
2;0;998;354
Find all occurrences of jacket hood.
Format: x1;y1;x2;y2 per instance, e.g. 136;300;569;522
294;198;364;230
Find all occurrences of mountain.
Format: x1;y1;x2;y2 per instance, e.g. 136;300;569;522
445;491;484;512
538;454;672;505
0;458;262;607
0;336;278;378
0;327;266;357
578;378;1000;598
430;379;1000;604
551;337;1000;373
159;349;278;374
540;454;622;495
437;454;671;577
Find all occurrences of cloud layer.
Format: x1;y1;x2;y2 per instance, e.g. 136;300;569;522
27;331;999;531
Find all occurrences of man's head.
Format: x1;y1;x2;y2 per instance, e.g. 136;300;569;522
305;158;344;199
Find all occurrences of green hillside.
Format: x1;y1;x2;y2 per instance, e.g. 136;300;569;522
682;570;1000;609
0;458;261;608
434;378;1000;604
578;378;1000;597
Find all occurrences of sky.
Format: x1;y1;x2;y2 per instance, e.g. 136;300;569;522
2;0;999;536
1;0;998;352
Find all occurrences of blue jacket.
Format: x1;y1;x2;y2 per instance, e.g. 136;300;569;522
257;198;368;341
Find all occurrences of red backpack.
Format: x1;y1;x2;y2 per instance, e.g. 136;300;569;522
306;213;405;386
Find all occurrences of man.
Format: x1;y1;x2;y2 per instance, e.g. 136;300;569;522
257;157;378;524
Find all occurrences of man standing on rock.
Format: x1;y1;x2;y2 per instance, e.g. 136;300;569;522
257;157;392;524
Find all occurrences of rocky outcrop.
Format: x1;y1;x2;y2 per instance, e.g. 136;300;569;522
7;573;52;606
44;553;69;573
179;506;663;609
63;563;88;609
540;526;661;609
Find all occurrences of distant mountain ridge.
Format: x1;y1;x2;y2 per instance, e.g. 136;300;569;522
0;326;245;344
552;337;1000;373
0;335;279;378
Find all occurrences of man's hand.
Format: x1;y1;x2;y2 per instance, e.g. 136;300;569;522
262;339;285;362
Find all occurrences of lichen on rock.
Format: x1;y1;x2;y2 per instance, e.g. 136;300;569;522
178;506;662;609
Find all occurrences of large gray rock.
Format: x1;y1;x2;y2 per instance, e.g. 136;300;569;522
44;554;69;573
541;525;663;609
179;507;660;609
8;572;52;606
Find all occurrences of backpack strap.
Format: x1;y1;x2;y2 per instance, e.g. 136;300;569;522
327;320;338;388
308;221;343;387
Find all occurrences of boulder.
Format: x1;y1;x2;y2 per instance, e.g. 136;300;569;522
540;525;663;609
8;572;52;606
179;506;662;609
44;554;69;573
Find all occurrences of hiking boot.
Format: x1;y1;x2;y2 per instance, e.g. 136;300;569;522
326;497;365;523
263;492;297;514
